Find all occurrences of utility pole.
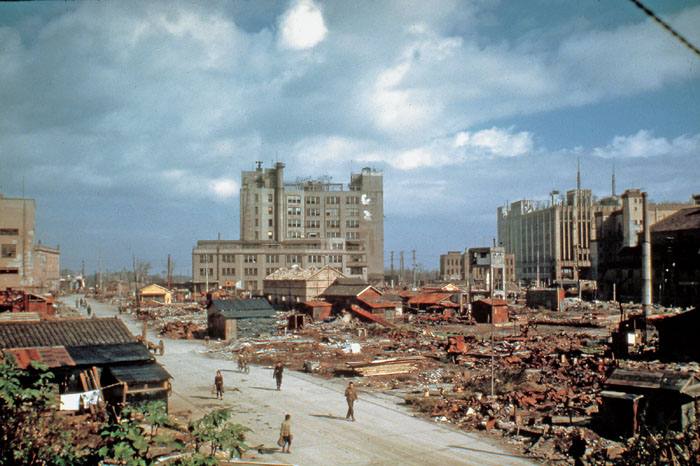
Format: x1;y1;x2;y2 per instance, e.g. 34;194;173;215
132;254;137;297
490;248;495;397
399;251;404;285
390;251;394;285
167;254;171;290
99;247;102;294
412;249;416;288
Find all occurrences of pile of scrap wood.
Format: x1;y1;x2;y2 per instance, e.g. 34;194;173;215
346;356;425;376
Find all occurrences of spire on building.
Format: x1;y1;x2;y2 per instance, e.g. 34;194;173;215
576;157;581;194
612;160;616;197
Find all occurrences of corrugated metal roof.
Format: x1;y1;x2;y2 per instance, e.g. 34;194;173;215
66;343;154;366
211;298;274;312
222;310;277;319
349;305;394;327
0;318;136;349
357;296;396;309
605;368;700;394
408;292;453;305
304;300;332;308
2;347;75;369
0;312;40;322
107;363;172;383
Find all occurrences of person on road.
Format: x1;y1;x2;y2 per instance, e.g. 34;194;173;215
214;370;225;399
273;362;284;390
279;413;292;453
345;381;358;421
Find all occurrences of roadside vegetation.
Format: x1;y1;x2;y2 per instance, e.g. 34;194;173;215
0;360;251;465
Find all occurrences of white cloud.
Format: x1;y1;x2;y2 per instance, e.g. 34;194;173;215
593;130;700;159
209;178;239;200
278;0;328;50
455;127;533;157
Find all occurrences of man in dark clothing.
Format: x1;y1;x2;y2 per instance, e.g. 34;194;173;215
273;362;283;390
568;429;587;466
345;381;358;421
214;370;224;399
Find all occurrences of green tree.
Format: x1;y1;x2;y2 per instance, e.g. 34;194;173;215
98;401;183;466
180;408;250;464
0;360;92;466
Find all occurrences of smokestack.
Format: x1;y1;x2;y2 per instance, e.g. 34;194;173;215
642;192;652;315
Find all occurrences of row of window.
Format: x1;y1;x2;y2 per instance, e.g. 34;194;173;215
286;231;360;239
0;229;19;236
293;196;357;205
198;254;365;272
287;207;361;217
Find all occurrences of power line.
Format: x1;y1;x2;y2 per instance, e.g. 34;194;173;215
628;0;700;58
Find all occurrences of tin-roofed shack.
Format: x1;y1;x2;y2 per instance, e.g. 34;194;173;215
598;368;700;437
0;318;171;412
206;298;277;341
471;299;509;324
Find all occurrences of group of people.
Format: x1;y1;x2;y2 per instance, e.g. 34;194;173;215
213;359;361;455
75;297;92;316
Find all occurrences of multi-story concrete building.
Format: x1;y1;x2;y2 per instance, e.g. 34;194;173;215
439;249;515;290
0;194;60;291
497;189;620;285
193;162;384;293
591;189;694;302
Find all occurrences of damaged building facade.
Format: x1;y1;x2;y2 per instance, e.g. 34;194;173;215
439;247;515;289
193;162;384;293
0;195;60;292
591;190;695;302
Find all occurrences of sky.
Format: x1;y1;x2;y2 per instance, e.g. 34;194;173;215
1;0;698;277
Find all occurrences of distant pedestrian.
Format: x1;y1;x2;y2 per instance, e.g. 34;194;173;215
345;381;358;421
214;370;225;399
273;362;284;390
278;413;292;453
568;429;587;466
87;305;92;316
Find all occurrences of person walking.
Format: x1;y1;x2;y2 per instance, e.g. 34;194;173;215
278;413;292;453
214;370;225;400
345;381;358;421
273;362;284;390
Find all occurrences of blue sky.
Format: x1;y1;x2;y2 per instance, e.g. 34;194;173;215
0;0;698;276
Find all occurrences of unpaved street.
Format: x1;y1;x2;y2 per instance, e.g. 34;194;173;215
77;296;538;466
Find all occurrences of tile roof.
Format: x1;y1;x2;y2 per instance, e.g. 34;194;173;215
0;318;136;349
651;207;700;233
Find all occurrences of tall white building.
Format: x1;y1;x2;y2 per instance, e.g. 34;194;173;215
192;162;384;293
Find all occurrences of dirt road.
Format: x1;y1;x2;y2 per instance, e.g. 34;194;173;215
76;296;538;466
